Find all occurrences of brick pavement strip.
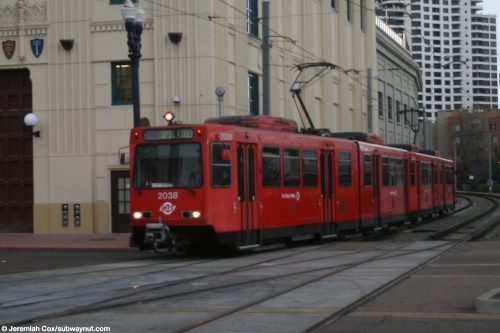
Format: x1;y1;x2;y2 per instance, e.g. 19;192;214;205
0;233;134;252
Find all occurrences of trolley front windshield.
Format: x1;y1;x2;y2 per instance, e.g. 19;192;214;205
133;143;202;189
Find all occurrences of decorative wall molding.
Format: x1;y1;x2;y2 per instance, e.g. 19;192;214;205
91;22;153;33
0;30;19;37
21;0;47;24
0;27;47;37
0;0;47;27
0;4;17;27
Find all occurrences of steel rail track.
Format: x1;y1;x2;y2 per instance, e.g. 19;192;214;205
6;193;493;331
304;192;500;333
2;241;375;326
136;211;482;333
14;215;459;320
0;257;222;309
167;241;440;333
5;241;438;327
2;240;357;312
455;193;500;241
428;193;498;241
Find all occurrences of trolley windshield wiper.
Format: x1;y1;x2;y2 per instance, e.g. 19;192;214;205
175;183;196;194
134;187;142;196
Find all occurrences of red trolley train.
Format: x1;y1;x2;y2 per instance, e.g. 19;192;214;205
129;113;455;252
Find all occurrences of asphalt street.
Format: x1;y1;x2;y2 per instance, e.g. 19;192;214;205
0;251;157;275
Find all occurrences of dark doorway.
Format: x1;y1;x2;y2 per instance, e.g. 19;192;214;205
0;69;33;232
111;170;131;233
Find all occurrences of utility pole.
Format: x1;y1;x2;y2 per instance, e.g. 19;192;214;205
422;107;427;149
262;1;271;116
367;68;372;133
454;139;457;191
489;131;492;194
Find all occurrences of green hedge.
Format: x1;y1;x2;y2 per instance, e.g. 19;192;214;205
468;182;500;193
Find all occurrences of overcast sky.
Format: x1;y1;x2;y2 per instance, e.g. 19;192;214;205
480;0;500;17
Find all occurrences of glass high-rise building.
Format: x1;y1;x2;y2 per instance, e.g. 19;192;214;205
376;0;498;120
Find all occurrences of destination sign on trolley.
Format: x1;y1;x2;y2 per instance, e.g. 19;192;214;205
143;128;194;141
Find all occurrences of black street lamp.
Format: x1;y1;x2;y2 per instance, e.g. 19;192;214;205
121;0;146;128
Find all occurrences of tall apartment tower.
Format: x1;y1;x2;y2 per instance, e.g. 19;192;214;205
376;0;498;120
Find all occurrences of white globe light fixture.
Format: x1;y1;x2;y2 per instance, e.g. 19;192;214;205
121;0;136;22
24;113;40;137
134;4;146;25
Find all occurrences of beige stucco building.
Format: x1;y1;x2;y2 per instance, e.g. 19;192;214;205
0;0;376;234
375;17;421;145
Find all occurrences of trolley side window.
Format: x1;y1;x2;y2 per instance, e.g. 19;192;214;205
284;147;300;187
262;146;281;187
445;166;453;185
427;162;432;186
409;161;416;186
389;157;395;186
302;149;318;187
338;151;351;187
382;156;389;187
363;154;372;187
421;162;431;186
434;165;439;186
211;143;231;187
395;158;403;186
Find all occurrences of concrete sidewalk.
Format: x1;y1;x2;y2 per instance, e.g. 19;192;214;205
315;241;500;333
0;233;136;252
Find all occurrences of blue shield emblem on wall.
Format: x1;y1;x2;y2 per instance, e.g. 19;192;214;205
30;38;44;58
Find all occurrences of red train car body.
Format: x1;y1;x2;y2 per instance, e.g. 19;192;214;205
129;115;455;252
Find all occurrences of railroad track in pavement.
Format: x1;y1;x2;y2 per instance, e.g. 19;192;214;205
2;193;499;333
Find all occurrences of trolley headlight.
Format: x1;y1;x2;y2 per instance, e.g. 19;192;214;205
182;211;202;219
133;212;152;219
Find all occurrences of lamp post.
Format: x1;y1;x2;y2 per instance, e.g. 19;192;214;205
122;0;146;128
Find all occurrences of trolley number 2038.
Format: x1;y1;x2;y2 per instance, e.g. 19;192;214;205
158;192;178;200
219;133;233;141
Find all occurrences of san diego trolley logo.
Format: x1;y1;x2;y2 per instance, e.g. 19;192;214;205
160;202;176;215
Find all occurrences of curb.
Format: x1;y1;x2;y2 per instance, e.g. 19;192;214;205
0;247;139;253
476;288;500;314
